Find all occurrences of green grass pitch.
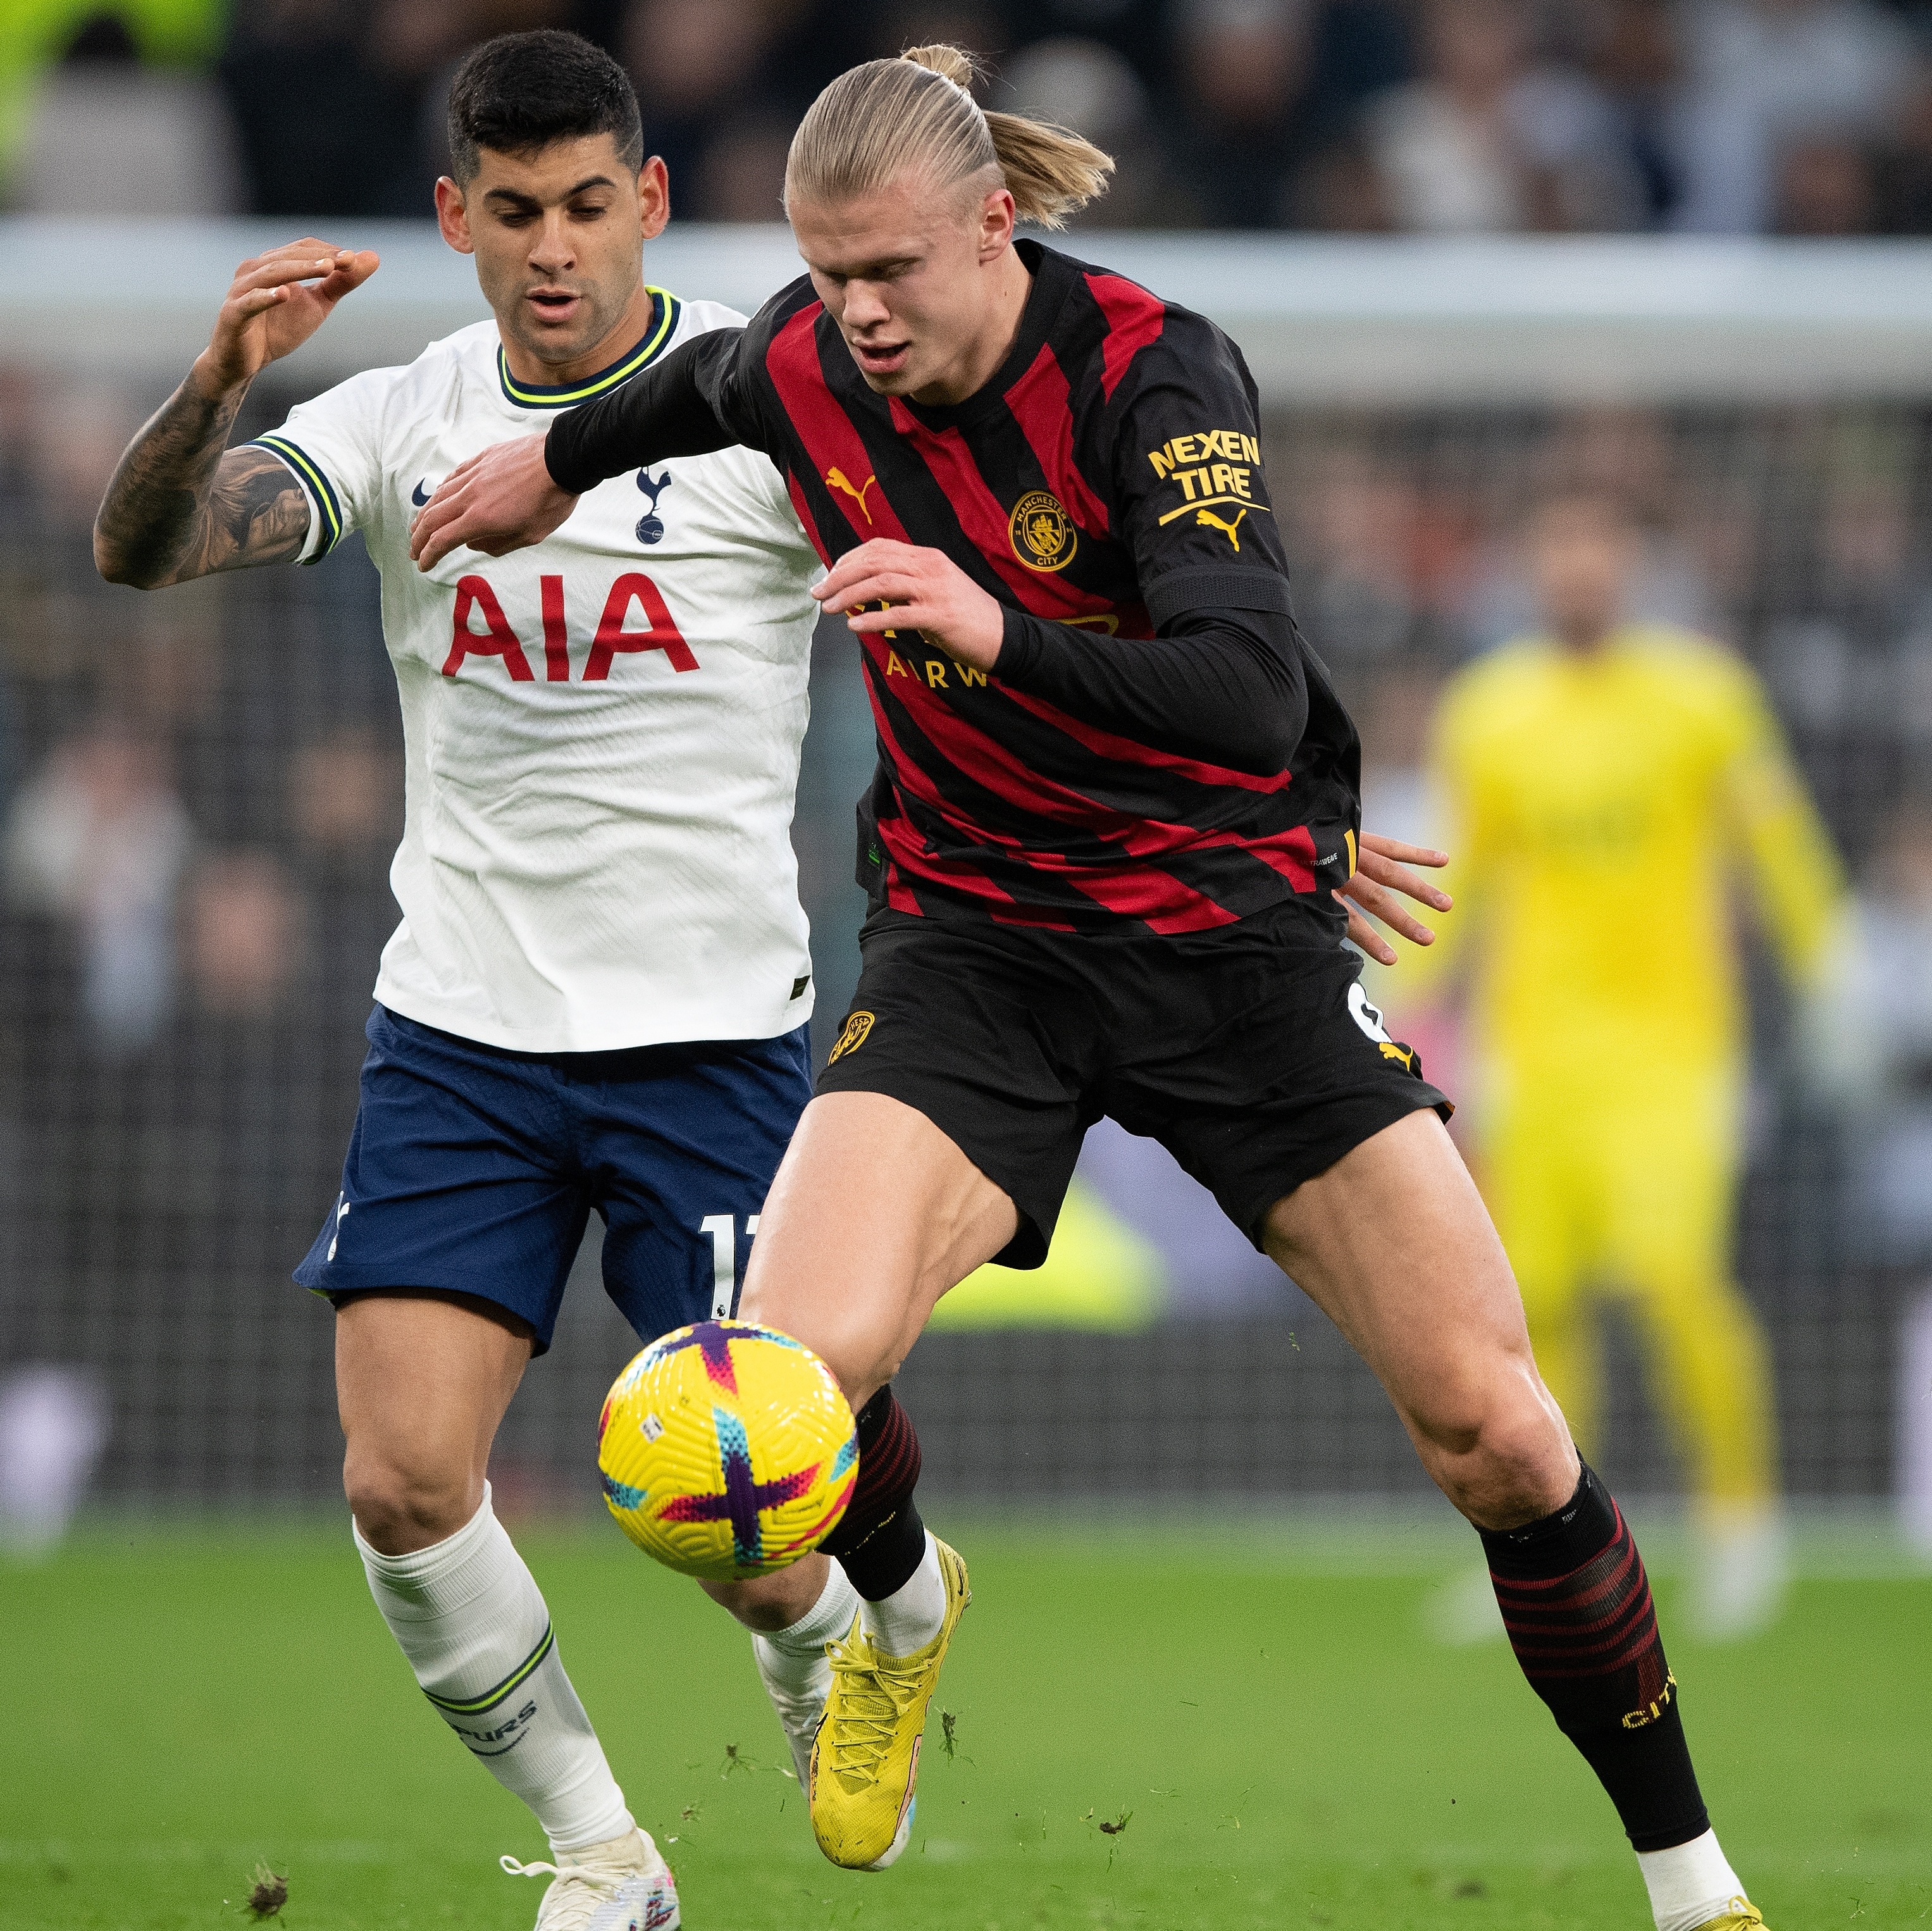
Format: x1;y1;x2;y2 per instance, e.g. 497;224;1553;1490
3;1518;1927;1929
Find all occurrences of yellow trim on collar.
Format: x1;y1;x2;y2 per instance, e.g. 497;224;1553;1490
497;289;680;409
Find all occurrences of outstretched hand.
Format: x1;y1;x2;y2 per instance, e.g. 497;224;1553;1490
811;539;1006;670
1337;832;1452;965
194;239;378;395
411;433;577;572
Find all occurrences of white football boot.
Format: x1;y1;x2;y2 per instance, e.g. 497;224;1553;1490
499;1827;679;1931
753;1626;832;1787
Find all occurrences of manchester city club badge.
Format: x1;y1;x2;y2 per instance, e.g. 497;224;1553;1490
1008;490;1077;572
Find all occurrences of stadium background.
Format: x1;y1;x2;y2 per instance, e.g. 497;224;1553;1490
2;0;1932;1532
6;9;1932;1931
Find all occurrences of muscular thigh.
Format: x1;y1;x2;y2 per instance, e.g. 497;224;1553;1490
1262;1109;1576;1520
336;1290;533;1478
739;1091;1018;1407
1264;1113;1530;1417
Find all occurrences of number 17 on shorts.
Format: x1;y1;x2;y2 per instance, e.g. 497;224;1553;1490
700;1213;761;1319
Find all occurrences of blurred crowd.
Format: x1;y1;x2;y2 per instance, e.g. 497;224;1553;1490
0;358;402;1449
4;373;1931;1241
0;373;1920;1495
8;7;1932;1503
15;0;1932;233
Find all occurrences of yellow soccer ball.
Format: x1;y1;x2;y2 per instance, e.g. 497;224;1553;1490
597;1319;857;1581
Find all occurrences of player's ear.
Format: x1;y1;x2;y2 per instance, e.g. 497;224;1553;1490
638;156;671;242
975;185;1015;265
435;177;474;256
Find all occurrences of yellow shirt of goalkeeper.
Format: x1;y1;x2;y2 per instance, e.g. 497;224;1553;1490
1427;624;1839;1102
1419;623;1841;1513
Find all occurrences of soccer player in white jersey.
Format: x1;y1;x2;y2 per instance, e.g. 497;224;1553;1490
90;32;865;1931
95;29;1446;1926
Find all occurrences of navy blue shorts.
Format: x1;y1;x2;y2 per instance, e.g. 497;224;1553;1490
295;1007;813;1353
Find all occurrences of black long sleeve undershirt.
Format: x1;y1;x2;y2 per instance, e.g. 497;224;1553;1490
545;335;738;493
996;604;1308;775
545;332;1309;774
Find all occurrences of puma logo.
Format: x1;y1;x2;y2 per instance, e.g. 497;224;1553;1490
826;467;879;524
1378;1040;1416;1072
1197;506;1248;550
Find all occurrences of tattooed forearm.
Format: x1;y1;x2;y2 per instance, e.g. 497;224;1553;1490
94;378;310;587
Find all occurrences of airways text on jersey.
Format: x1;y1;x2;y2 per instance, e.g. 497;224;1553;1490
719;242;1355;937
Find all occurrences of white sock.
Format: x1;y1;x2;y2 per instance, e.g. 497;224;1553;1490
859;1532;946;1658
355;1484;635;1854
752;1562;862;1781
1637;1830;1749;1931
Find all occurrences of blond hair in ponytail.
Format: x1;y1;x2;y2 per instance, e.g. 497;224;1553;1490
784;44;1113;230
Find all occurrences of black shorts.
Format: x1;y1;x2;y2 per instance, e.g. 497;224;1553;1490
815;900;1451;1268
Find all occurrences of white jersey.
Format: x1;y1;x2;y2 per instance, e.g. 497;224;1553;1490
254;291;824;1053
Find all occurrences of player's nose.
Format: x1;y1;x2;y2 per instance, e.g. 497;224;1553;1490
529;214;576;269
843;282;892;328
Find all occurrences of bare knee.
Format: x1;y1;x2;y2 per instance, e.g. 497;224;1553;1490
344;1442;483;1556
1405;1375;1579;1531
699;1553;833;1633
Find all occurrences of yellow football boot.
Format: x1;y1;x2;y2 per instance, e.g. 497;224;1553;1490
1690;1903;1766;1930
808;1537;970;1870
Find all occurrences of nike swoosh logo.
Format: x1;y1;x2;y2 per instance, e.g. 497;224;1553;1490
411;479;432;507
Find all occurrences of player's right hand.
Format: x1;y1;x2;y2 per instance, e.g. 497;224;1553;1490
410;433;579;571
192;240;380;397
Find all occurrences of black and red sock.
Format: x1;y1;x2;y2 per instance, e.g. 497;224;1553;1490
819;1386;927;1600
1479;1464;1709;1851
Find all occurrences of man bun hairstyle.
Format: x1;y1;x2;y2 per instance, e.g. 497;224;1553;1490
447;30;644;184
784;44;1113;230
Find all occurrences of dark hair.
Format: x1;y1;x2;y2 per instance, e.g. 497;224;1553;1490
447;30;644;183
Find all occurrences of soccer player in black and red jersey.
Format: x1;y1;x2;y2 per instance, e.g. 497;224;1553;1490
413;45;1769;1931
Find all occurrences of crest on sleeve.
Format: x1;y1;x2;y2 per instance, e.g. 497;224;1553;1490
1008;491;1077;573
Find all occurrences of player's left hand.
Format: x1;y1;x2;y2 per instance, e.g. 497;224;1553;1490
811;540;1006;670
410;432;578;571
1337;832;1452;966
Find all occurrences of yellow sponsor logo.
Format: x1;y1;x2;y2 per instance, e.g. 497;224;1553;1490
828;1010;876;1064
1148;429;1262;477
1147;428;1272;528
884;654;986;687
826;467;879;524
1621;1670;1678;1730
1378;1040;1416;1073
1008;490;1077;572
1197;506;1248;550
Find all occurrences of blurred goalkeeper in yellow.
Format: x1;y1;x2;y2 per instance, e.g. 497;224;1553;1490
1418;493;1843;1641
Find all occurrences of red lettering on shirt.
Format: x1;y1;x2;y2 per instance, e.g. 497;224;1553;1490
443;575;534;680
540;574;571;682
584;573;699;680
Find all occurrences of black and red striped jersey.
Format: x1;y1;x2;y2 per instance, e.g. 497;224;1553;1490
552;240;1361;937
